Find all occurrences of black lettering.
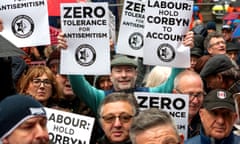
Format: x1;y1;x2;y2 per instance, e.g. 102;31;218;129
173;98;185;110
149;97;159;108
161;97;171;109
63;7;72;18
137;96;148;108
73;7;82;18
126;1;133;11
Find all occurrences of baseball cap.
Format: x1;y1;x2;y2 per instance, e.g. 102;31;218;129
111;55;138;68
0;94;46;140
200;54;234;78
203;89;235;112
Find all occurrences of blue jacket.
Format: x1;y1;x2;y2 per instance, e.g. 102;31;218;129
185;128;240;144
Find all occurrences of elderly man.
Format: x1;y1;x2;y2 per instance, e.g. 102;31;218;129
200;54;240;94
0;94;49;144
129;108;184;144
97;92;138;144
173;70;205;138
185;89;240;144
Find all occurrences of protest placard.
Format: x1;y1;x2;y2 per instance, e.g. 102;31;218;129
0;0;50;47
117;0;145;57
144;0;193;68
134;92;189;139
60;2;110;75
45;108;95;144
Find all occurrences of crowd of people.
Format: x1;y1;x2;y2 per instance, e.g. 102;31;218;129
1;2;240;144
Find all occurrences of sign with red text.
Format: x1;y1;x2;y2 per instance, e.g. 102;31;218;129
0;0;50;47
45;108;95;144
144;0;193;68
134;92;189;139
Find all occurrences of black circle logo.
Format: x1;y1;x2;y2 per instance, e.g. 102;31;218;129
12;15;34;38
75;44;96;66
128;32;143;50
157;43;175;62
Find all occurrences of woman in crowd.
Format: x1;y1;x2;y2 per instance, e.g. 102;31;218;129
16;65;62;107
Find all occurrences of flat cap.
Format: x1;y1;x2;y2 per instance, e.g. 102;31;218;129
226;42;239;52
203;89;235;112
200;54;234;78
111;55;138;68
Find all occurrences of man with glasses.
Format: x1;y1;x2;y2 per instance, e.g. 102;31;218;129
173;70;205;138
185;89;240;144
195;32;226;73
97;92;138;144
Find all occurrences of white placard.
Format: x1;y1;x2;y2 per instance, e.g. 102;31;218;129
117;0;145;57
60;2;110;75
134;92;189;139
0;0;50;47
144;0;193;68
45;108;95;144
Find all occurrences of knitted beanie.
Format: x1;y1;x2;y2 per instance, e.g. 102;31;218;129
0;94;46;140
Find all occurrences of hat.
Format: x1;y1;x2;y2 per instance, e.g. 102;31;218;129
206;21;216;31
222;24;233;31
226;42;239;52
203;89;235;112
191;47;203;57
200;54;234;78
0;95;46;139
111;55;138;68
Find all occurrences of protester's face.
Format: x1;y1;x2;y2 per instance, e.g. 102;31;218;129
26;73;53;105
199;108;237;140
100;101;134;143
2;116;49;144
134;124;184;144
222;29;232;41
227;51;239;62
56;74;74;98
174;74;204;119
98;76;113;90
110;66;137;91
207;37;226;55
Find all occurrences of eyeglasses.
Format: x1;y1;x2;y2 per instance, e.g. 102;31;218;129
32;79;52;87
101;113;133;123
176;89;205;100
209;40;226;47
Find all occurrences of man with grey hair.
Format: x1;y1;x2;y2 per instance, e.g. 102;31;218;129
97;92;138;144
129;108;184;144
